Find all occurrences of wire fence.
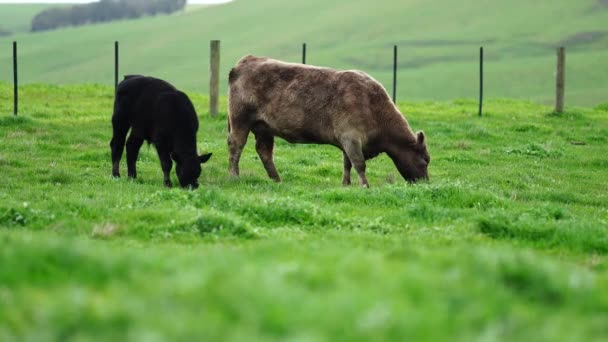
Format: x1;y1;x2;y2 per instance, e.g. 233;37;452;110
2;40;592;117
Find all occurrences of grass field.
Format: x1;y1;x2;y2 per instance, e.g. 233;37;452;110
0;82;607;340
1;0;608;106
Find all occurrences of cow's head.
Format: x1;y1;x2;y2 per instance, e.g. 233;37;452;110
175;153;213;189
388;131;430;183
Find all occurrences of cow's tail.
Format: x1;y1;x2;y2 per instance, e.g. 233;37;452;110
228;68;239;84
227;69;237;134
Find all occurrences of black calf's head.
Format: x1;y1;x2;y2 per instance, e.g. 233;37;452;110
175;153;213;189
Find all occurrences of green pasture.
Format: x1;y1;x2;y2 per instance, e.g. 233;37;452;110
0;82;607;340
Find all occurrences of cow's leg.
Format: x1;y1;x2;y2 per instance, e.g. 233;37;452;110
126;133;144;179
227;123;250;178
342;151;352;186
341;137;369;188
156;144;173;188
110;116;129;178
252;125;281;182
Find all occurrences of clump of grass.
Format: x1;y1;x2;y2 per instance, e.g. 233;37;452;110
0;116;34;127
0;207;28;226
594;103;608;112
546;110;584;120
46;170;74;185
505;143;564;158
512;124;543;133
478;212;608;254
188;210;258;239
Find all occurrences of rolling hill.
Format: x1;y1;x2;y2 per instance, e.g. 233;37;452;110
1;0;607;106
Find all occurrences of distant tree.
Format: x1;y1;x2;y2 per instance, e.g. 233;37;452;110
31;0;187;32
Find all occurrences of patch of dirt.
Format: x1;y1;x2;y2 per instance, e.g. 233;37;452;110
92;223;121;238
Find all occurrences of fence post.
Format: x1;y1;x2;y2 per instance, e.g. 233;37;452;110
209;40;220;117
13;41;18;116
555;47;565;113
392;45;397;103
302;43;306;64
478;46;483;117
114;41;119;94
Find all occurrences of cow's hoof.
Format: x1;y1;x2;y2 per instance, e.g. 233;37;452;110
164;181;173;188
342;179;351;186
112;173;120;179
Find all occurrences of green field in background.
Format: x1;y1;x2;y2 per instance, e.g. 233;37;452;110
0;0;607;106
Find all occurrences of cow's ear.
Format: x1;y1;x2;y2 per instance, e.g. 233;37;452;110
199;153;212;164
416;131;425;145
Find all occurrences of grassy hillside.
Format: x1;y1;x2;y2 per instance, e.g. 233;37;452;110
0;4;57;35
0;0;608;106
0;83;607;340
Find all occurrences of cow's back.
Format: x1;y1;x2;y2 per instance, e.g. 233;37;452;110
114;76;197;143
229;56;400;145
116;76;176;111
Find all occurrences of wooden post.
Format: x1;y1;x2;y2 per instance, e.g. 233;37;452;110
478;46;483;117
392;45;397;103
13;41;18;116
302;43;307;64
209;40;220;116
114;41;119;94
555;47;565;113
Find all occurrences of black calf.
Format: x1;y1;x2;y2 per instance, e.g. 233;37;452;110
110;76;212;188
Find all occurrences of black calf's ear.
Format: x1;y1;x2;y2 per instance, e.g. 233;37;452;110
417;131;425;145
199;153;213;164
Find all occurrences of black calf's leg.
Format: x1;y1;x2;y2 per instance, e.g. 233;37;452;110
110;117;129;178
156;145;173;188
126;134;144;179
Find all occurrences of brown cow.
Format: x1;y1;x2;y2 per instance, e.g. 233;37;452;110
227;55;430;187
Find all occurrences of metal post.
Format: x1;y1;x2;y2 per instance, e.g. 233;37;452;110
555;47;565;113
392;45;397;103
479;46;483;117
114;41;119;94
13;41;18;116
302;43;307;64
209;40;220;116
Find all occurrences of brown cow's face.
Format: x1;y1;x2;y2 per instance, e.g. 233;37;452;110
176;153;212;189
390;132;430;183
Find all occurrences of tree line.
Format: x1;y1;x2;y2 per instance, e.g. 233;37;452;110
31;0;187;32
